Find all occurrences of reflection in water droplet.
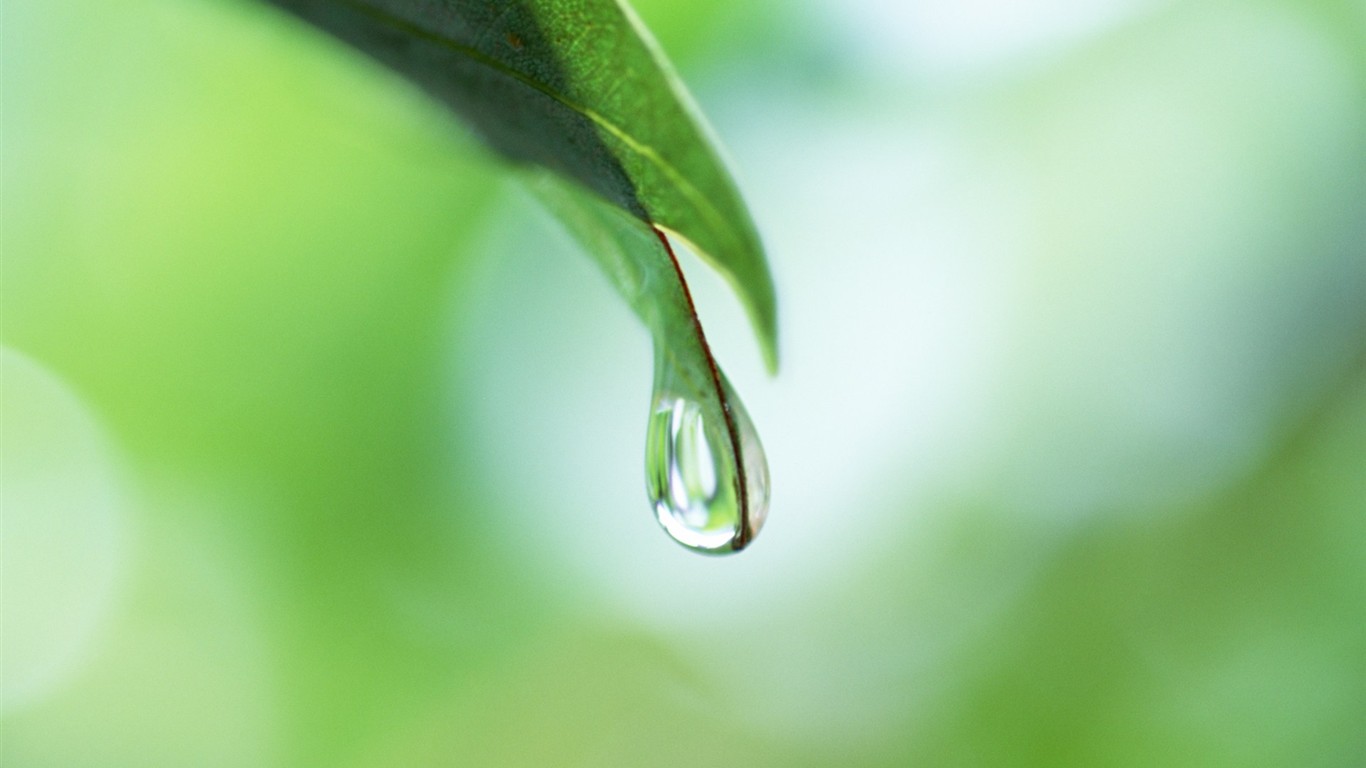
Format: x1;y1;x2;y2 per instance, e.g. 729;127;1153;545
645;353;769;554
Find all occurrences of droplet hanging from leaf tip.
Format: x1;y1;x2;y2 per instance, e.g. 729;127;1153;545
645;351;769;555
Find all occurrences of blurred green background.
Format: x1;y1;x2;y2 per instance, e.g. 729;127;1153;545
3;0;1364;765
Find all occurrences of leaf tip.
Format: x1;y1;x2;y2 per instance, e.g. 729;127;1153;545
760;316;780;375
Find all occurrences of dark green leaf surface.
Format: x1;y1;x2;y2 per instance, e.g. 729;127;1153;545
263;0;778;371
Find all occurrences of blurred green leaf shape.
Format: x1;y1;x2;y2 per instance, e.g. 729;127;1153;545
263;0;776;551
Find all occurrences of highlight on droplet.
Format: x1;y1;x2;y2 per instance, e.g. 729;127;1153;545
644;351;769;554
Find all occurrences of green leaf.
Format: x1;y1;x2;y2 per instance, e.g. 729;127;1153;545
262;0;778;372
261;0;777;551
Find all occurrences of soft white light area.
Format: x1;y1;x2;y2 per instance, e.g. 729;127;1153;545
1;348;125;713
830;0;1155;81
4;481;281;767
962;2;1366;521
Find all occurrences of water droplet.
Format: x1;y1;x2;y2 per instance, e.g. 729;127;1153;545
645;354;769;554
